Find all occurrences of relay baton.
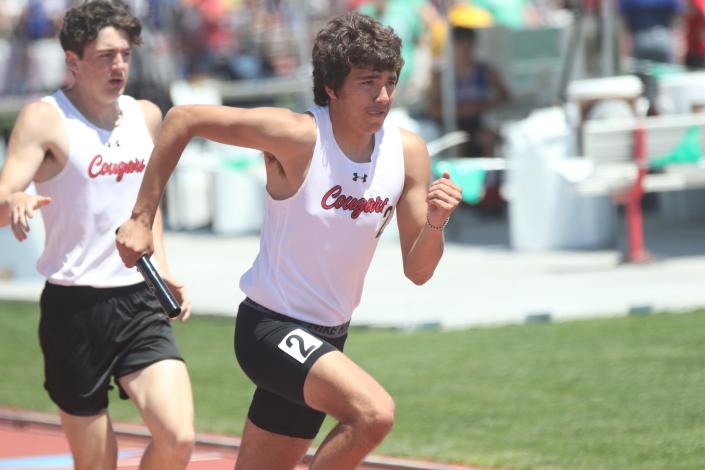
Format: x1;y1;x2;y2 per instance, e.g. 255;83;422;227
136;255;182;318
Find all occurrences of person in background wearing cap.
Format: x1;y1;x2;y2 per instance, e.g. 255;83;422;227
426;5;510;211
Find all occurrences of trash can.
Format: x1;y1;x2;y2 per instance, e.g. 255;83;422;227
505;107;615;251
212;147;266;236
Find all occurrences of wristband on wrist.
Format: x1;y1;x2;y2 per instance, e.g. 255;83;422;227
426;213;449;231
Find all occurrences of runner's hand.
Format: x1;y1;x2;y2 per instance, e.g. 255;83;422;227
8;192;51;241
426;172;462;227
116;218;154;268
162;273;192;322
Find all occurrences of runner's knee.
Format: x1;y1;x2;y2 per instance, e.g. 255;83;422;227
352;391;395;444
154;426;195;464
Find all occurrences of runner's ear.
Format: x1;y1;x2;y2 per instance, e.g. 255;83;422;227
324;85;337;101
65;51;79;73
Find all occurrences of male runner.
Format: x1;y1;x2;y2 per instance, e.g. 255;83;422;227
117;12;461;470
0;2;194;469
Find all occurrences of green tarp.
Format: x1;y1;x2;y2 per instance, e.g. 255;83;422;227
432;159;487;204
650;126;703;169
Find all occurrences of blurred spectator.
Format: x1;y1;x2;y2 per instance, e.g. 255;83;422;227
354;0;436;112
179;0;236;79
428;0;493;58
228;0;274;80
684;0;705;69
427;25;510;157
619;0;684;65
2;0;68;95
20;0;57;39
619;0;684;114
472;0;540;28
124;0;182;113
255;1;300;78
427;23;510;213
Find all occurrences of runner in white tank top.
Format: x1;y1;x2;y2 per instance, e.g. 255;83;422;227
239;105;405;326
0;2;195;469
117;12;463;470
35;90;151;287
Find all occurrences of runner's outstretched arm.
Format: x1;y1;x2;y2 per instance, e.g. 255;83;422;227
396;130;462;285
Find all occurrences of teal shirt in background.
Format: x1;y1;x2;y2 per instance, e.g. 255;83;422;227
357;0;427;85
472;0;528;29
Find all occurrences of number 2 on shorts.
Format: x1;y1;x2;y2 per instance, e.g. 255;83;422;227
278;329;323;363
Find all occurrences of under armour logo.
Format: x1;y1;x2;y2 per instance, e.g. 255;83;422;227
352;173;367;183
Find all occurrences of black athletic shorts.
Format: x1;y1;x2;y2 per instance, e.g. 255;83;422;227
234;298;348;439
39;281;184;416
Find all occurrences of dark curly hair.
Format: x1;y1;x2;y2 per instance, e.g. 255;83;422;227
59;0;142;57
311;12;404;107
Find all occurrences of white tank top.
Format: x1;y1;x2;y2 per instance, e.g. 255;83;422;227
240;106;405;326
35;90;153;287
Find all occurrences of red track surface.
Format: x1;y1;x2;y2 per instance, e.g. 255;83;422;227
0;408;487;470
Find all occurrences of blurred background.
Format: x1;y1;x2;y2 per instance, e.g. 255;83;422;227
2;0;705;324
2;4;705;468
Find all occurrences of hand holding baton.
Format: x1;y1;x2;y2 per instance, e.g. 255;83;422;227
136;255;182;318
115;226;181;318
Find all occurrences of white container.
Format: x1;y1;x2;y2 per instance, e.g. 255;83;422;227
506;107;615;251
164;142;216;230
212;147;266;236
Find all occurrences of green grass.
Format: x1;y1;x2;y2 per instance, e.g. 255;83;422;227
1;300;704;470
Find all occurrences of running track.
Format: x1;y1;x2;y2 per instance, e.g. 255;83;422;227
0;408;486;470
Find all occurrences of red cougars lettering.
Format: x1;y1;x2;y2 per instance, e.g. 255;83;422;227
88;155;146;182
321;185;390;219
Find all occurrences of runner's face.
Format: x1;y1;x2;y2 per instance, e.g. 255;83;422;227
70;26;132;102
332;67;397;132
